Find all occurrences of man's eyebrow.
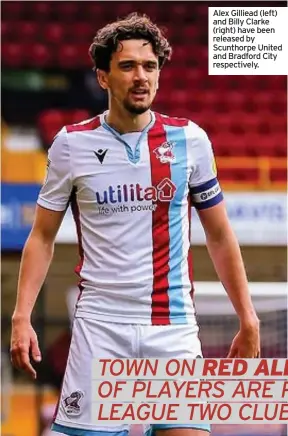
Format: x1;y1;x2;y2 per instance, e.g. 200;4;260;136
118;59;158;66
118;60;134;65
145;60;158;65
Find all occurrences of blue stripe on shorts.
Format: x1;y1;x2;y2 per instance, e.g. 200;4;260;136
51;422;128;436
145;423;211;435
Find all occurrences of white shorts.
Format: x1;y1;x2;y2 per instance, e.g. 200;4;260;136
52;317;210;435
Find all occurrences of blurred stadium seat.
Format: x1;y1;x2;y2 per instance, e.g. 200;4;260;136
25;1;52;20
38;108;91;148
27;43;54;68
2;42;23;67
56;43;82;69
2;1;24;19
55;1;80;21
42;22;66;45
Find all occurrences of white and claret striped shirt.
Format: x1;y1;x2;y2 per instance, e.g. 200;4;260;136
38;111;223;325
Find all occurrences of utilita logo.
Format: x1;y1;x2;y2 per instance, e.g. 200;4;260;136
95;178;176;205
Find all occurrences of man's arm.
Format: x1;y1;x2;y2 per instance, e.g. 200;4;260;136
11;205;66;378
13;205;65;319
197;201;260;358
11;127;72;378
186;121;260;357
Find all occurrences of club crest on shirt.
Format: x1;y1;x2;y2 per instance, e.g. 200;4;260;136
63;390;84;416
153;141;176;164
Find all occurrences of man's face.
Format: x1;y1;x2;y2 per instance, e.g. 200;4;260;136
99;39;160;115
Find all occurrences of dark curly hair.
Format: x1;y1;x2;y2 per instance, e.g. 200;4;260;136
89;12;172;72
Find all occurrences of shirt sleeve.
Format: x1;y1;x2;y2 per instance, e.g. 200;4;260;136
188;123;223;210
37;128;73;211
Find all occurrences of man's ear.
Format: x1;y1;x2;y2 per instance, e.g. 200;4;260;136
97;69;109;90
155;70;160;90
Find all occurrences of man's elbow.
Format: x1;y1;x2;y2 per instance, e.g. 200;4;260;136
205;222;237;247
26;228;56;254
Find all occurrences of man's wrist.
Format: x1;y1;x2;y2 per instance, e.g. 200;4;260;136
239;315;260;330
12;312;31;323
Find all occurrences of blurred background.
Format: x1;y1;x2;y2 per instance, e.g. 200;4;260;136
1;1;287;436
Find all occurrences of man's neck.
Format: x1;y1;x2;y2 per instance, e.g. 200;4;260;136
105;107;152;134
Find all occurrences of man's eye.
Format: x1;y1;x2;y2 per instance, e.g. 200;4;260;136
121;64;133;70
145;64;157;71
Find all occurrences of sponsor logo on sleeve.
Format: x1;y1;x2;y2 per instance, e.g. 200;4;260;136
195;183;221;203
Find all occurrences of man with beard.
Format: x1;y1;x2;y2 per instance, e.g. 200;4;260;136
11;12;260;436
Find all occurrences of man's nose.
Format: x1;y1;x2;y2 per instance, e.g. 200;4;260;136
134;66;148;82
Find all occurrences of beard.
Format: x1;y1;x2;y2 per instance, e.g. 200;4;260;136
122;97;152;115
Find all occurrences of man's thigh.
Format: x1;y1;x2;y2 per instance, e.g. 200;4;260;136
52;318;136;435
139;323;202;359
141;325;210;435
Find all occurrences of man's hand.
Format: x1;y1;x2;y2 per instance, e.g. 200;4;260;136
10;316;42;379
227;320;260;358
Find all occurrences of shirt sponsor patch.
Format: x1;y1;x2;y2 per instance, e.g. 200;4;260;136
190;178;223;210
